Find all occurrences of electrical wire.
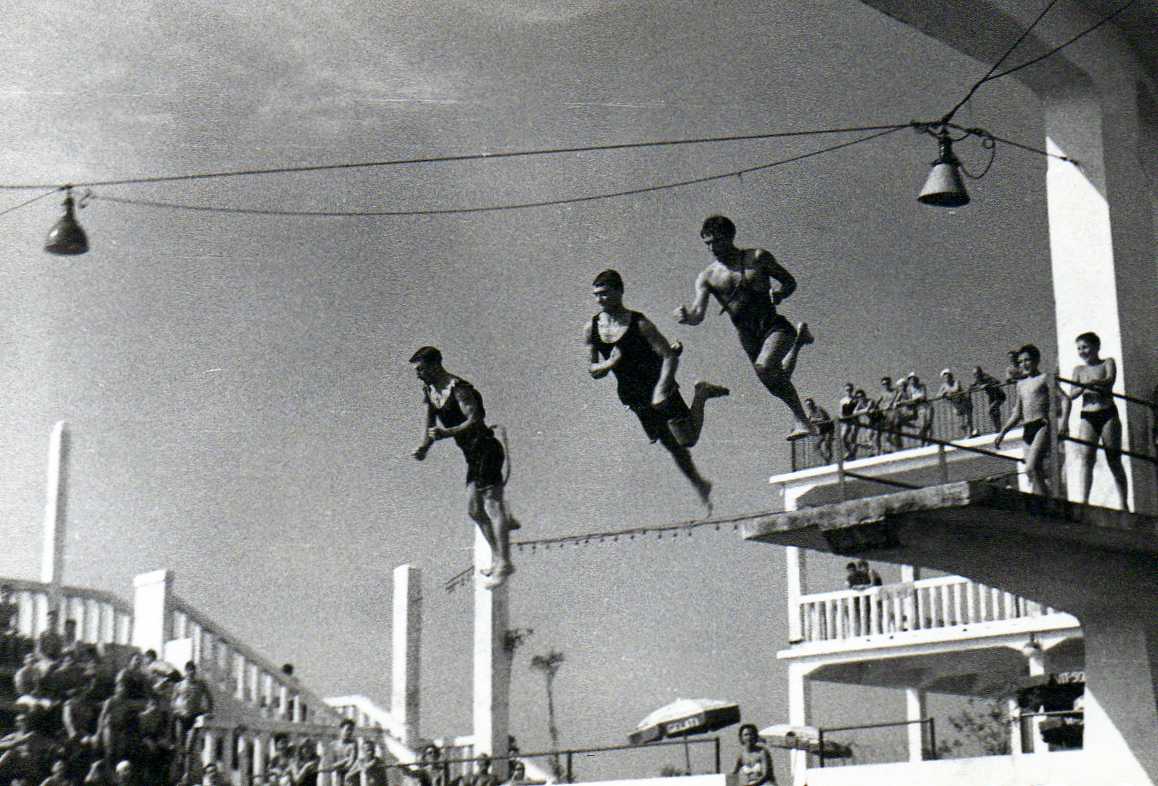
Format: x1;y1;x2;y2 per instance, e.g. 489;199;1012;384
943;0;1063;124
0;188;64;220
87;126;910;218
0;123;910;191
989;0;1138;82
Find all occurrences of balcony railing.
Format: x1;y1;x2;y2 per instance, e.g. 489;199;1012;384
0;577;133;645
796;575;1064;644
791;383;1017;472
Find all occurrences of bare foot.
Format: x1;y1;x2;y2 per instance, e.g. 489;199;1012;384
694;380;730;400
796;322;814;346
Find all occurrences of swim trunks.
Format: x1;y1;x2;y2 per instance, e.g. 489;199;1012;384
1080;405;1119;433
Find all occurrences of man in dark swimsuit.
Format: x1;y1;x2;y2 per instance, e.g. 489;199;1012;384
585;269;728;511
674;215;815;440
410;347;517;589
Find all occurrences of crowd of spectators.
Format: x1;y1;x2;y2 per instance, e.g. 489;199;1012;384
0;598;215;786
802;359;1015;464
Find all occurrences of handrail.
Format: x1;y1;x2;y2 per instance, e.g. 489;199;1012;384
817;717;935;768
1056;434;1156;464
0;577;132;614
171;593;340;723
1055;376;1157;410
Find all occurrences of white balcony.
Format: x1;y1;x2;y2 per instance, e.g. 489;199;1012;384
790;575;1079;655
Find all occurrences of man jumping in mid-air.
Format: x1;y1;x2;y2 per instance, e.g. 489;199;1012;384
410;346;517;589
674;214;815;439
586;269;729;511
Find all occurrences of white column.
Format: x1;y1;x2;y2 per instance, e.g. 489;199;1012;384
787;662;814;786
785;547;806;643
132;570;173;655
254;734;268;779
391;564;423;746
1025;644;1046;752
41;422;69;602
1043;80;1156;514
904;688;927;762
472;529;510;778
202;728;219;769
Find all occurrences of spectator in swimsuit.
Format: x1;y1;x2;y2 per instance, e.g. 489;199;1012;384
1059;331;1129;510
411;347;519;589
904;373;933;446
852;389;879;456
674;215;815;440
876;377;904;453
586;269;729;511
995;344;1058;497
838;383;858;459
733;724;775;786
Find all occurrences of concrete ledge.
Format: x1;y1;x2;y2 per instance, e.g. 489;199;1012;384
740;481;1157;616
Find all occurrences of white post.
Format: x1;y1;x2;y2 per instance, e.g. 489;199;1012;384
41;422;69;603
785;547;806;643
473;529;510;778
787;662;814;786
391;564;423;746
905;687;928;761
1025;644;1046;752
132;570;173;656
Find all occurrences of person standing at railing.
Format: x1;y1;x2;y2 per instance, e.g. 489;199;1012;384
802;399;834;463
995;344;1059;497
172;661;213;778
674;214;816;441
586;269;728;511
970;366;1007;435
324;720;358;786
1059;331;1130;510
399;744;447;786
733;725;775;786
462;753;497;786
410;346;520;590
852;389;880;456
291;739;321;786
1005;350;1027;383
939;369;978;438
838;383;858;460
343;741;388;786
903;374;934;446
876;377;905;453
0;584;19;663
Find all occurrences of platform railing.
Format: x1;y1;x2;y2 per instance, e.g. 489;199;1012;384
791;382;1017;471
169;594;339;726
795;575;1062;643
0;577;133;645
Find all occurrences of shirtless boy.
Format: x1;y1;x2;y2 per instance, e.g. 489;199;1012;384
995;344;1059;497
674;215;814;439
586;269;728;511
410;347;517;589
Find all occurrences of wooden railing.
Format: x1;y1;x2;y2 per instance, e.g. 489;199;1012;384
796;575;1066;643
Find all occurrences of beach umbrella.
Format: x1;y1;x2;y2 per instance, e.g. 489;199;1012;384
629;698;740;771
757;724;852;759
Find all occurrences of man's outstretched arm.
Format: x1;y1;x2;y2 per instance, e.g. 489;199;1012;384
674;270;712;325
412;402;437;460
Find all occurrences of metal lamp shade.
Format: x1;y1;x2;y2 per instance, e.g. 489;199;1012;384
45;195;89;255
917;135;969;208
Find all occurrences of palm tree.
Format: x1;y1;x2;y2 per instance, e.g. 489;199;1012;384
529;650;565;779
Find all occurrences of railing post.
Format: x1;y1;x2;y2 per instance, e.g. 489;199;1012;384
927;717;936;760
818;728;825;768
714;736;720;774
937;442;949;484
566;751;573;783
835;449;847;501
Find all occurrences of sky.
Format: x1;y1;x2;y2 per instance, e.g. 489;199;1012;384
0;0;1058;778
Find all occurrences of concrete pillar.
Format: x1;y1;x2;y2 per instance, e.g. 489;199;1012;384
391;564;423;746
203;728;219;768
1079;612;1158;785
132;569;173;656
786;662;814;786
278;684;290;720
785;547;806;643
237;733;252;786
40;421;69;601
1025;643;1046;753
235;653;247;701
904;687;928;762
253;734;268;779
472;529;511;778
1043;80;1156;514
